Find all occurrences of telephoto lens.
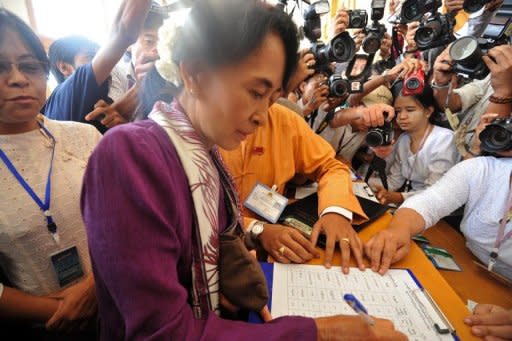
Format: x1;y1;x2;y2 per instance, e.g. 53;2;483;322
479;118;512;153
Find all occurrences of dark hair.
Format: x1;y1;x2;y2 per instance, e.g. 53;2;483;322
137;0;299;118
391;81;442;124
48;36;99;83
0;9;49;74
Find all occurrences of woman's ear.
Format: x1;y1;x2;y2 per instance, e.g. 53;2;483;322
425;105;434;118
179;62;203;98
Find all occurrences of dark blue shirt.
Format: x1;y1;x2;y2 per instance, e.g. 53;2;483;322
42;63;110;133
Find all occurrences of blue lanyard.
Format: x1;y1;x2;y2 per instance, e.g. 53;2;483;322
0;122;59;243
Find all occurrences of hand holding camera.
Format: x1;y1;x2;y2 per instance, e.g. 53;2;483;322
484;45;512;98
402;64;425;96
445;0;465;13
364;104;396;147
405;21;420;51
332;8;350;35
433;45;454;86
302;76;329;116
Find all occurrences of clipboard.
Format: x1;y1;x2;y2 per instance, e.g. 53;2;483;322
249;263;459;341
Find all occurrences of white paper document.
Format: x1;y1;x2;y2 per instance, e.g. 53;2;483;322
352;182;380;203
271;263;455;341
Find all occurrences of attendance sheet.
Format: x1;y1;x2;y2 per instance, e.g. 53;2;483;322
271;263;454;341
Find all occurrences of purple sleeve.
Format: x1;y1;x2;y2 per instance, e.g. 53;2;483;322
81;121;317;341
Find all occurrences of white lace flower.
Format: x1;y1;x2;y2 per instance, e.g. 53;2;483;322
155;17;182;87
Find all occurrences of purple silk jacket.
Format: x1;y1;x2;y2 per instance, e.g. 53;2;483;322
81;120;317;340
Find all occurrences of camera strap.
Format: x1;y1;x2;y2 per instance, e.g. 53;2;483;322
443;83;460;130
404;124;433;192
488;174;512;272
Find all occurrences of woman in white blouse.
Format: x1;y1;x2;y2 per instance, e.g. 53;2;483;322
0;9;103;335
374;81;459;205
365;113;512;340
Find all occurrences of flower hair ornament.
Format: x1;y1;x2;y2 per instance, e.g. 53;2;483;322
155;16;183;87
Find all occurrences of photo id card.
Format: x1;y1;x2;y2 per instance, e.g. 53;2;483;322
244;182;288;224
50;246;84;287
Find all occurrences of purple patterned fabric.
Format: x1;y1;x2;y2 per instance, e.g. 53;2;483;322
81;120;317;340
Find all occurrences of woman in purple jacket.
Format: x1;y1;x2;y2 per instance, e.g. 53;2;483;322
81;1;406;340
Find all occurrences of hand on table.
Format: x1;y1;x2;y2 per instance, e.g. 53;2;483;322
259;224;320;264
464;304;512;340
311;213;365;274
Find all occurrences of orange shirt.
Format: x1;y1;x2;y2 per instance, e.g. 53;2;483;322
220;103;367;229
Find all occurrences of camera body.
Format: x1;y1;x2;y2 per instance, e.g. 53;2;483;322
366;120;394;147
415;13;456;51
450;20;511;80
347;9;368;29
402;66;425;96
463;0;491;13
303;2;356;74
479;117;512;153
362;23;386;54
327;74;350;98
399;0;442;23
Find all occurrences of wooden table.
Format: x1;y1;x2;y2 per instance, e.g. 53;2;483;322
422;220;512;309
307;212;483;341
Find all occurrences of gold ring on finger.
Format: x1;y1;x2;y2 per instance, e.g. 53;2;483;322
341;238;350;244
278;246;286;256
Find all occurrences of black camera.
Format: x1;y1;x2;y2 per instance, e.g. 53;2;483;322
347;9;368;29
450;20;511;80
361;0;387;54
414;13;456;50
463;0;491;13
327;74;350;97
363;23;387;54
479;117;512;153
366;113;394;147
304;1;355;74
399;0;442;23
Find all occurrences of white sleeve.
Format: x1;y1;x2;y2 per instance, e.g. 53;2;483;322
453;77;488;114
424;133;459;188
0;283;4;300
386;141;406;192
400;159;475;228
108;64;129;102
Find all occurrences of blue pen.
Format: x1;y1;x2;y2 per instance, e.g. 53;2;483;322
343;294;375;326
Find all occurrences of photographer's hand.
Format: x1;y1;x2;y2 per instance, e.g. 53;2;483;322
405;21;420;52
333;9;349;36
469;113;499;158
303;78;329;117
484;45;512;98
362;103;395;127
380;32;392;60
485;0;504;11
286;50;316;94
352;29;366;52
444;0;464;13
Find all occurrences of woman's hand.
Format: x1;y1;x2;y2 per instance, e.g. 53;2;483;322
464;304;512;340
45;275;97;331
374;186;404;205
259;224;320;264
315;315;408;341
364;224;412;274
311;214;365;274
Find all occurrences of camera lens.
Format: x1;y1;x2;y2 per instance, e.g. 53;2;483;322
362;35;380;54
366;130;384;147
463;0;485;13
415;19;442;48
331;79;348;97
403;2;420;21
481;126;512;152
449;37;481;66
330;32;355;62
405;78;420;90
352;16;362;27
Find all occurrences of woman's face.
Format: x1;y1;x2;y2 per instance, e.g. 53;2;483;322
190;32;286;150
0;30;47;128
394;95;431;132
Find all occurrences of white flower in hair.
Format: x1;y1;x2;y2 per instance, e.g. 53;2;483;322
156;17;182;87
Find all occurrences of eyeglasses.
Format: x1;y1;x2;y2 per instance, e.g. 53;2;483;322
0;60;49;79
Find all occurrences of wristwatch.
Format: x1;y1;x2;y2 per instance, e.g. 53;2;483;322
249;221;265;241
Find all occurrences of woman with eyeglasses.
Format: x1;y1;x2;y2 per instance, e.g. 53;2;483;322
0;2;149;338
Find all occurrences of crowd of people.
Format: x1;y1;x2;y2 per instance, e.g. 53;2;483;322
0;0;511;340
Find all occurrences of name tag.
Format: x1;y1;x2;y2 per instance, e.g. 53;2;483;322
50;246;84;287
244;183;288;224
